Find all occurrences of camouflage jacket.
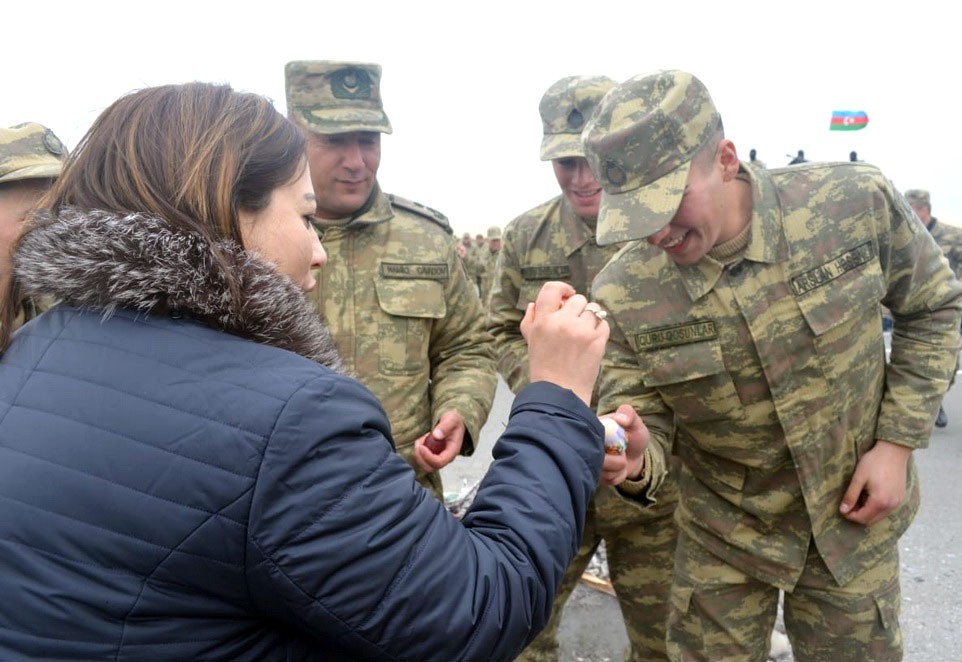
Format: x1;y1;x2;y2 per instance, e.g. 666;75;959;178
927;218;962;280
594;162;962;589
487;195;622;393
478;247;500;305
463;243;486;283
488;195;677;518
310;186;496;452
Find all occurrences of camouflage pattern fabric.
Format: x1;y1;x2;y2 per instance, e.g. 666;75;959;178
284;61;392;135
463;240;486;291
478;246;500;306
1;123;65;333
668;531;903;661
487;195;622;391
923;220;962;391
538;76;617;161
0;122;65;184
488;194;678;660
309;186;496;500
594;162;962;657
582;70;722;246
927;219;962;280
519;494;677;662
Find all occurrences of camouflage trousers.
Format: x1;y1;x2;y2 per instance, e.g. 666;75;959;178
668;531;902;662
518;486;678;662
396;443;445;502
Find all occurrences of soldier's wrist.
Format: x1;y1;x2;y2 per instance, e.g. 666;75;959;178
617;447;652;496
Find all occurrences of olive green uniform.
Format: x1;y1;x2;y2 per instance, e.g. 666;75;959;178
478;245;500;305
310;187;497;499
927;218;962;280
464;242;486;292
488;194;678;661
594;162;962;661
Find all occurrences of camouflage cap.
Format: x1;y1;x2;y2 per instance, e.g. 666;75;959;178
0;122;67;184
904;189;930;207
583;70;721;245
285;61;393;135
487;225;502;240
539;75;617;161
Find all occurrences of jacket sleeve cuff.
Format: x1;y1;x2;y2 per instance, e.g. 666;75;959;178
615;447;654;500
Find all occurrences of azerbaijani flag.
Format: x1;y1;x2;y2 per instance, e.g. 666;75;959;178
830;111;869;131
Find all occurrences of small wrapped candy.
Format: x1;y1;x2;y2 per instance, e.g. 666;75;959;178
600;418;627;455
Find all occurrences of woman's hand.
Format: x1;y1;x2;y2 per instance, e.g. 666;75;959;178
521;282;609;405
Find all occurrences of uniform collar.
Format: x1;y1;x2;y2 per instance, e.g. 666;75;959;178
675;162;790;301
557;197;601;258
311;182;394;230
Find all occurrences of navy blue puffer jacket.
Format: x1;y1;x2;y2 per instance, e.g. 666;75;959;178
0;211;604;661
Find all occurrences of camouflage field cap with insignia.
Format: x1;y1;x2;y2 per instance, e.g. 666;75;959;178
583;70;722;245
487;225;502;240
0;122;67;184
904;189;930;208
539;75;616;161
285;61;393;135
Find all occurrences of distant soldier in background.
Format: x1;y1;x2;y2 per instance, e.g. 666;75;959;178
0;122;66;331
478;225;501;304
461;232;484;297
457;232;475;286
788;149;807;165
488;75;678;661
748;148;766;168
285;61;496;500
905;189;962;279
905;189;962;428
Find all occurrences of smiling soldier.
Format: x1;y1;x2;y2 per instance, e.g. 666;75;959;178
285;61;496;501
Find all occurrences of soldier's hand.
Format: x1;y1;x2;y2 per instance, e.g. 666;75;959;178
839;439;912;526
599;405;650;486
521;281;609;406
412;410;466;473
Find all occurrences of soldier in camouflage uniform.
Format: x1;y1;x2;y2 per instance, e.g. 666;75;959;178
284;61;497;501
478;225;501;305
468;233;487;290
488;75;677;661
462;232;485;293
904;190;962;278
0;123;66;330
904;188;962;428
582;70;962;661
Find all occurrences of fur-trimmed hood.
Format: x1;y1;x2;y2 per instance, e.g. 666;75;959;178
15;207;343;371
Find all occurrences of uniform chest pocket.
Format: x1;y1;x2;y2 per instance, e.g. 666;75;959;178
633;335;743;424
375;277;447;375
516;265;572;311
795;257;885;379
516;279;548;311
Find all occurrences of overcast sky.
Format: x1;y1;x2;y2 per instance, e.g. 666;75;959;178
4;0;958;235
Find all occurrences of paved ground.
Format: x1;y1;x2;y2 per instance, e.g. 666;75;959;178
441;375;962;661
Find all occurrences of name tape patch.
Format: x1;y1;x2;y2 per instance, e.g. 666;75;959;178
521;265;572;280
635;320;718;351
380;262;449;281
790;241;874;296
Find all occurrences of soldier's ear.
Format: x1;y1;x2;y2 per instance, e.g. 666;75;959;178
719;140;739;181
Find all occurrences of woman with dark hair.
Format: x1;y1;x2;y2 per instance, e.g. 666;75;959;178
0;83;644;660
